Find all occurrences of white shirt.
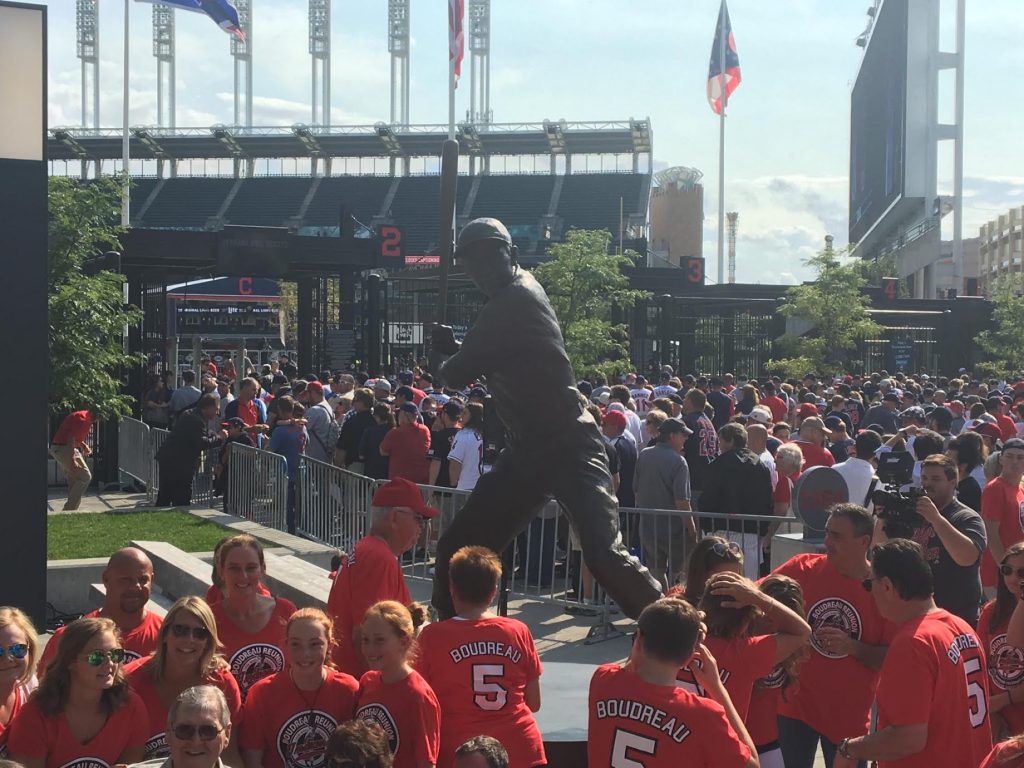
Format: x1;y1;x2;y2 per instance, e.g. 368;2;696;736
833;457;877;511
448;428;489;491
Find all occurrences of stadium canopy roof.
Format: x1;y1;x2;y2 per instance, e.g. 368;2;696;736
48;119;652;163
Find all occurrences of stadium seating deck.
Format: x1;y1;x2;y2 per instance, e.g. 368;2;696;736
141;177;238;229
303;175;395;229
467;174;555;246
224;177;314;227
557;172;646;235
387;175;473;257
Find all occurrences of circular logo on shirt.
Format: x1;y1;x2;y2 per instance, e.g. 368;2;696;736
757;664;787;690
57;761;110;768
124;649;142;664
807;597;862;659
355;703;399;755
230;643;285;698
991;633;1024;690
144;732;169;759
278;711;338;768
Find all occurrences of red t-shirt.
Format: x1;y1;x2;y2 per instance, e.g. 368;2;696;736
0;684;31;757
746;666;787;747
977;601;1024;735
356;669;440;768
588;663;751;767
772;553;894;744
416;616;545;767
7;689;149;768
762;395;789;424
211;598;296;702
204;582;271;606
981;477;1024;587
39;610;163;677
792;440;835;468
875;609;992;768
238;398;260;427
327;535;411;678
773;473;793;506
408;387;427;406
379;422;432;484
240;668;360;768
997;414;1019;443
52;410;93;447
982;741;1024;768
124;657;242;759
676;634;776;721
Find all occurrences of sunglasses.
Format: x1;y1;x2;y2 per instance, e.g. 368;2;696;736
1000;564;1024;579
710;541;742;559
172;724;224;742
170;624;210;641
85;648;126;666
0;644;28;660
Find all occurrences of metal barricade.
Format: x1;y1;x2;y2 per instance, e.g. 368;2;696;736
191;444;221;508
224;444;288;531
297;457;378;552
117;417;151;489
148;428;170;504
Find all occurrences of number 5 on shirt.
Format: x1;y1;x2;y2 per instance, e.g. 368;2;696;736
612;728;656;767
964;656;987;728
473;664;508;710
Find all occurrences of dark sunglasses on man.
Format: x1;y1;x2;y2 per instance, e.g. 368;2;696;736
172;723;224;742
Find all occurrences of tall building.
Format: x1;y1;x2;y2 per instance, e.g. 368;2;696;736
979;207;1024;294
649;166;703;267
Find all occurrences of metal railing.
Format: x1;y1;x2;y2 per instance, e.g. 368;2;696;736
224;444;288;532
117;418;151;489
148;428;170;504
296;458;376;553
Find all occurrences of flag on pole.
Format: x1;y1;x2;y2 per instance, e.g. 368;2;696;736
707;0;741;115
135;0;245;41
449;0;465;87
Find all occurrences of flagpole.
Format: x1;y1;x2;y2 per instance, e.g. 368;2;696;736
122;0;130;227
449;55;456;140
716;1;727;286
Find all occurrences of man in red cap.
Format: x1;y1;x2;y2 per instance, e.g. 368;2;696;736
326;477;437;677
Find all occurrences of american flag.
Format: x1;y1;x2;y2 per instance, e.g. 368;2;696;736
135;0;246;42
449;0;465;87
707;0;741;115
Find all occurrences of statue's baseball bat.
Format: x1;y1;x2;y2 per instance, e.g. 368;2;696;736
429;139;460;381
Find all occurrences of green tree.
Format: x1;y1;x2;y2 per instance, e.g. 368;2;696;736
531;229;648;379
49;175;144;419
767;247;881;378
977;275;1024;378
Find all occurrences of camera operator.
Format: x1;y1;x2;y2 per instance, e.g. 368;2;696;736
873;453;987;626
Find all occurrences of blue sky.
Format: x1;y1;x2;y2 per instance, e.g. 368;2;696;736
39;0;1024;283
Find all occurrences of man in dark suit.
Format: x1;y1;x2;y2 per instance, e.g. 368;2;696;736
155;393;224;506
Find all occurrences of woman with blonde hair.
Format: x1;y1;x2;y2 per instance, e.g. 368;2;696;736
124;596;241;761
240;608;359;768
0;608;39;754
8;617;148;767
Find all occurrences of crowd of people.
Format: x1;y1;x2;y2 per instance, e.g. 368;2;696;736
47;363;1024;766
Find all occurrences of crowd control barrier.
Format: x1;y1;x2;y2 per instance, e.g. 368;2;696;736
117;417;151;489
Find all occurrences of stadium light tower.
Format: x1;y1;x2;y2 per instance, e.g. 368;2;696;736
76;0;99;131
309;0;330;128
388;0;410;127
153;3;175;129
727;211;738;284
467;0;490;125
231;0;253;128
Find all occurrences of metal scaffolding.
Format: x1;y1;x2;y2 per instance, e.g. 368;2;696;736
309;0;331;128
231;0;253;128
467;0;491;125
76;0;100;130
153;3;175;129
388;0;410;127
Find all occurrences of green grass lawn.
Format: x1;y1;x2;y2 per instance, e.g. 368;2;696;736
48;510;260;560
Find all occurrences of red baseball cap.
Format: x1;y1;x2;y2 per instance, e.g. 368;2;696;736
306;380;324;395
970;422;1002;443
602;410;628;431
371;478;438;518
798;403;818;418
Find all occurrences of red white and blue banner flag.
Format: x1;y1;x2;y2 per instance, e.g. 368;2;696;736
135;0;246;42
707;0;741;115
449;0;465;87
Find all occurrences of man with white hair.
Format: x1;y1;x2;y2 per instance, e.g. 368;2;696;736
131;686;232;768
326;478;438;677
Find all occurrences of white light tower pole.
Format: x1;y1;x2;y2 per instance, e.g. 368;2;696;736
388;0;410;128
232;0;253;128
153;3;175;129
467;0;490;126
309;0;330;128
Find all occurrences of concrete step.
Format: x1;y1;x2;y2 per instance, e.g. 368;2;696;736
132;540;213;601
262;552;330;609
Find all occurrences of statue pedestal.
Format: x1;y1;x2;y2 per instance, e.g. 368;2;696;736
771;532;825;570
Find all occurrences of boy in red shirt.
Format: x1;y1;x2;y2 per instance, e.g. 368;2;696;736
417;546;545;767
588;598;756;768
327;478;437;677
981;438;1024;590
834;539;992;768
